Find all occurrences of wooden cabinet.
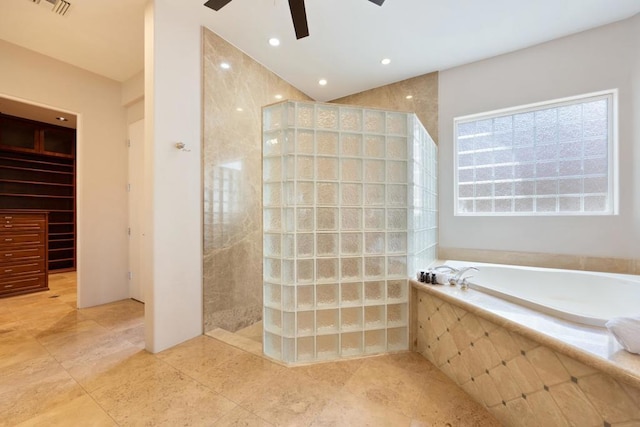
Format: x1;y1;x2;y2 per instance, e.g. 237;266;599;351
0;116;38;153
0;114;76;272
0;211;48;297
0;114;75;158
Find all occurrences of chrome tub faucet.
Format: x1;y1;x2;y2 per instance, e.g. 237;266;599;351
449;266;479;289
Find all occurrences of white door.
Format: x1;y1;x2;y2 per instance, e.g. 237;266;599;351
128;119;145;302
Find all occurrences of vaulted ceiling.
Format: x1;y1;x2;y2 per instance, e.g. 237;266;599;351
1;0;639;101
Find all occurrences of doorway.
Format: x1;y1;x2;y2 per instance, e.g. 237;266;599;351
128;119;145;303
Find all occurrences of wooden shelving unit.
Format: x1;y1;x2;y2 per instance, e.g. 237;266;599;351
0;114;76;272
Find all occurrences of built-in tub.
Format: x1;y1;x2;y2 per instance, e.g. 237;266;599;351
443;260;640;327
412;261;640;426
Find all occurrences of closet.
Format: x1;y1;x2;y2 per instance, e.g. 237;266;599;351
0;113;76;273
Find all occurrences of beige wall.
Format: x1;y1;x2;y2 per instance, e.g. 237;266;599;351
143;0;204;353
331;72;439;143
202;29;311;333
439;14;640;265
122;70;144;125
0;39;129;307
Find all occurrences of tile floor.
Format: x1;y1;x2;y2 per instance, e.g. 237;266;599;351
0;273;499;426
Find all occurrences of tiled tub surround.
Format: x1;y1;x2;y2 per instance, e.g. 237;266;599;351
262;101;438;364
413;280;640;426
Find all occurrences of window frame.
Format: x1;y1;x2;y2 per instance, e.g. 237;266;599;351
453;89;618;217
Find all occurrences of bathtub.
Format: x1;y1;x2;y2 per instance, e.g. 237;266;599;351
441;260;640;327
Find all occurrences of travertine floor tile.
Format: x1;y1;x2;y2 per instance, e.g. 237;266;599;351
34;318;108;346
0;337;50;369
0;309;18;324
213;406;274;426
118;323;145;347
310;389;412;426
0;368;86;426
89;361;191;414
198;351;287;403
47;329;139;368
343;358;427;418
412;374;501;426
292;358;365;388
157;334;245;375
15;394;116;427
80;299;144;332
239;369;339;426
235;320;264;343
106;378;236;426
206;327;264;356
66;347;152;392
377;350;442;374
0;272;499;426
0;354;63;395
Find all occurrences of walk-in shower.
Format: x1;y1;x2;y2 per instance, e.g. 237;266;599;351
262;100;438;363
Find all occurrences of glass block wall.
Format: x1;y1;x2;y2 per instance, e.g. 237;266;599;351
262;100;437;364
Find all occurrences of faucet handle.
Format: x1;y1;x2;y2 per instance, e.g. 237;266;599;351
460;276;473;290
434;265;459;273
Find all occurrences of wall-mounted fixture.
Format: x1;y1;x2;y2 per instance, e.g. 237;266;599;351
29;0;71;16
175;142;191;152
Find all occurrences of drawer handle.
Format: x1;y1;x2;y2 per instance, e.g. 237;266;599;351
4;225;12;228
4;284;14;289
4;216;12;219
4;269;12;273
4;238;12;242
4;254;13;257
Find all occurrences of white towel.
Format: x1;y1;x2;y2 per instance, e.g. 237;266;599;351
433;272;452;285
606;316;640;354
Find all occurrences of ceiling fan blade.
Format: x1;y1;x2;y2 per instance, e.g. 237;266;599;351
368;0;385;5
204;0;233;11
288;0;310;39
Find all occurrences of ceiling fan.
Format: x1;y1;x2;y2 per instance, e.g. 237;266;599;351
204;0;386;40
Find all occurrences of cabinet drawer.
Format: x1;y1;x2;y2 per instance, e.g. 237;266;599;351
0;233;43;247
1;260;45;276
1;221;45;231
0;211;44;222
1;214;46;230
0;213;45;222
0;247;43;264
0;274;46;293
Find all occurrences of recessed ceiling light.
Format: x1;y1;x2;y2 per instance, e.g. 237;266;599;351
236;107;243;112
381;58;391;65
405;95;413;100
268;38;280;47
318;79;328;86
220;62;231;69
275;94;283;100
56;116;68;121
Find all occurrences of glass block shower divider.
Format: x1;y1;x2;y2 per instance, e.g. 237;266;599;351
262;100;438;364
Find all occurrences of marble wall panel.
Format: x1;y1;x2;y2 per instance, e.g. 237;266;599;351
203;28;311;332
331;73;439;144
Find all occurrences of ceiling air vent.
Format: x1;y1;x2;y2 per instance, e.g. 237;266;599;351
29;0;71;16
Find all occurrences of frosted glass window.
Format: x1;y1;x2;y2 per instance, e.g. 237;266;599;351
454;91;616;216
